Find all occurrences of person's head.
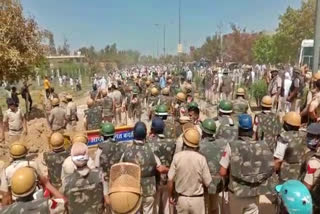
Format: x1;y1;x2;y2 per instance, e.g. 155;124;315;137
151;87;159;96
271;69;278;78
200;119;216;138
183;128;201;150
238;114;253;137
10;142;27;160
133;122;147;141
102;89;108;97
218;100;233;115
176;92;186;103
50;132;65;152
261;96;272;111
151;117;165;135
314;79;320;90
306;123;320;151
282;112;301;131
66;94;73;102
87;98;94;108
50;87;55;93
275;180;313;214
92;84;97;91
100;122;115;140
71;143;89;169
11;86;17;92
51;98;60;107
7;98;17;111
155;104;168;120
188;106;200;123
236;88;245;98
72;132;88;145
11;167;37;200
45;76;48;79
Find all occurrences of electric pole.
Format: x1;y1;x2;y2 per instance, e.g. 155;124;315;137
313;0;320;72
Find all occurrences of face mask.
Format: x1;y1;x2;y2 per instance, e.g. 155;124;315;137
306;137;320;150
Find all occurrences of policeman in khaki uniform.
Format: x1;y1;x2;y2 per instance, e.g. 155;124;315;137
43;132;69;189
0;167;66;214
173;92;187;119
199;119;228;214
168;128;212;214
65;94;78;131
0;142;64;206
148;87;160;120
108;163;142;214
48;98;67;133
84;98;102;131
219;114;276;214
273;112;306;182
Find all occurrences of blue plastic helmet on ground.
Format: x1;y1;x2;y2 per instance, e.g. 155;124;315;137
275;180;312;214
238;114;252;130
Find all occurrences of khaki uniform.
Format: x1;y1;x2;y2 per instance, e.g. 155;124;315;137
66;102;77;131
168;150;212;214
267;76;282;112
0;160;43;193
49;106;66;132
3;108;24;144
112;90;122;125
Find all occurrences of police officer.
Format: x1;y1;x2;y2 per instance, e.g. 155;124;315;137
219;114;276;214
129;87;142;123
154;104;180;139
168;128;212;214
148;87;160;120
267;68;282;111
49;98;67;133
188;105;202;136
274;112;306;182
215;100;238;140
149;117;175;214
43;132;70;189
253;95;281;152
0;167;66;213
65;94;78;131
199;119;228;214
120;122;167;214
275;180;313;214
219;69;234;100
84;98;102;131
0;142;63;205
62;142;106;214
308;79;320;122
173;92;187;119
160;87;174;109
99;89;114;123
233;88;250;118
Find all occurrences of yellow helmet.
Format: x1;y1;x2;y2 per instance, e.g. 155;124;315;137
11;167;37;197
51;98;60;106
66;94;73;100
183;128;201;148
261;96;272;108
87;98;94;108
10;142;27;159
313;72;320;81
50;132;65;150
236;88;245;96
146;80;151;86
161;87;170;95
102;89;108;96
283;112;301;127
72;133;88;144
176;92;186;102
167;78;172;84
151;87;159;96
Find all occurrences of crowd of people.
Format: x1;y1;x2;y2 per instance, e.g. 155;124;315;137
0;63;319;214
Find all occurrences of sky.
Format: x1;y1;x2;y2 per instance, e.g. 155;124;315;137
21;0;302;56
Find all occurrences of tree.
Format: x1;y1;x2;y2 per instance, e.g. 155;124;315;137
253;34;277;64
0;0;45;81
58;37;70;55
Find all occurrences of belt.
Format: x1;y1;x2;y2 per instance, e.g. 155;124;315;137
9;128;23;132
178;193;204;197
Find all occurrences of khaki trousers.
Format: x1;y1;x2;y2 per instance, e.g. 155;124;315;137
176;196;205;214
7;134;21;144
205;194;220;214
290;98;301;113
229;193;259;214
142;196;156;214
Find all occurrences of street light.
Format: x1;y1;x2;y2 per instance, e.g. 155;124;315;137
154;24;166;57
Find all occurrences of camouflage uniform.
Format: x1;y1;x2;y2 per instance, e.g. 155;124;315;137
101;96;114;122
173;102;187;119
163;118;181;139
121;140;158;214
43;150;69;188
232;97;249;120
224;138;277;214
200;137;228;214
63;169;104;214
0;198;50;214
276;131;306;182
159;95;174;110
84;106;102;130
215;115;238;141
254;112;281;152
128;95;142;122
220;75;233;100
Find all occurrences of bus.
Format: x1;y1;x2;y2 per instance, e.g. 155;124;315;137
299;39;314;68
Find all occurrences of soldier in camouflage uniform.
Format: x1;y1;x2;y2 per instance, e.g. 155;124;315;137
232;88;250;123
120;122;167;214
159;87;174;109
84;98;102;131
219;114;277;214
199;119;228;214
148;117;175;214
154;104;180;139
43;132;69;189
148;87;160;120
98;89;114;123
62;142;106;214
253;95;281;152
128;87;142;122
214;100;238;141
0;167;65;213
145;79;153;107
274;112;306;182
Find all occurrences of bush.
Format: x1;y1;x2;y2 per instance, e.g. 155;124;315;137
249;80;268;106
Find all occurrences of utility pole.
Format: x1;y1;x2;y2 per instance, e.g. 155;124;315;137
163;24;166;57
313;0;320;72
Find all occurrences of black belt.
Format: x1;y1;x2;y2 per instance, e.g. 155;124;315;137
178;193;204;197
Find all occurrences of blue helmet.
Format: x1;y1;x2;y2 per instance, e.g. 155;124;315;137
151;117;165;134
276;180;313;214
133;122;147;140
238;114;252;130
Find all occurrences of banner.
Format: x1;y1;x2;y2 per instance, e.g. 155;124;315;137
86;125;134;147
